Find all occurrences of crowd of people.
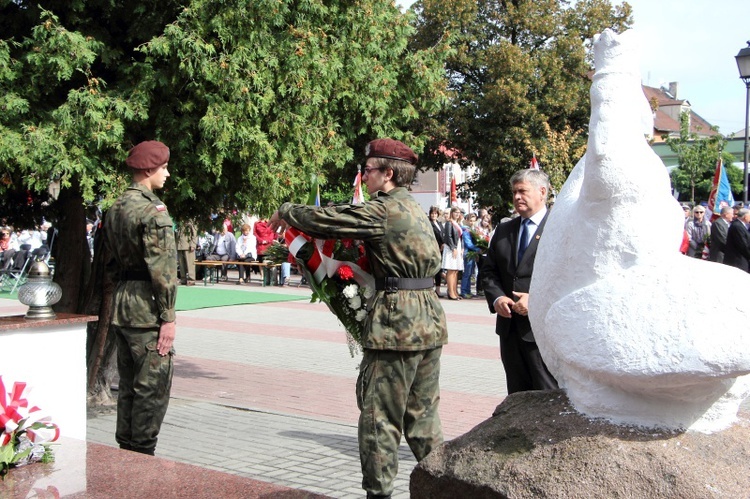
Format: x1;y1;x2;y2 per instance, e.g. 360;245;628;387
174;216;292;287
0;222;55;273
681;201;750;271
428;205;496;301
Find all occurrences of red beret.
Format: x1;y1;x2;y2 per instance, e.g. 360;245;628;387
365;138;418;165
126;141;170;170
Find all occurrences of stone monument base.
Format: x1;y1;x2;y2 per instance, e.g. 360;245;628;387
411;390;750;498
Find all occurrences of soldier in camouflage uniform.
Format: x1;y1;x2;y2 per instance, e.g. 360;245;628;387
176;220;197;285
270;138;448;498
104;140;178;456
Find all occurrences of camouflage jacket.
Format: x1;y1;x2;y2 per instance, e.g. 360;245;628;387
279;187;448;351
104;183;178;327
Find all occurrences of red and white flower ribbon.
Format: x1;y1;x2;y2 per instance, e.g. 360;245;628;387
1;376;60;446
286;228;374;290
285;228;327;284
317;243;374;290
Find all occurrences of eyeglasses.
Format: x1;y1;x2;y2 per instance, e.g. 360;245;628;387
362;166;384;175
695;211;705;214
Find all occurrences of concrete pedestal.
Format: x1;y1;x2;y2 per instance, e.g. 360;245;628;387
0;313;96;441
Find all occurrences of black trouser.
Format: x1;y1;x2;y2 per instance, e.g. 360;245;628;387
499;327;558;394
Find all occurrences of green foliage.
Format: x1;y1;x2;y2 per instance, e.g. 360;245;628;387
665;112;729;203
140;0;449;221
0;0;448;228
724;161;744;199
0;6;161;225
411;0;631;211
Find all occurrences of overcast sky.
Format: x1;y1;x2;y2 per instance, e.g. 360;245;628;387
396;0;750;135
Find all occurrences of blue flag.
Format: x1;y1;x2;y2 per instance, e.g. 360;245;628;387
708;158;734;219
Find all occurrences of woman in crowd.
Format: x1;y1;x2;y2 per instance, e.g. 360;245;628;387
235;223;257;284
428;206;444;297
441;207;464;300
476;213;493;241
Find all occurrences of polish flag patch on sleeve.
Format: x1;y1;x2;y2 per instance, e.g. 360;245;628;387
154;204;167;212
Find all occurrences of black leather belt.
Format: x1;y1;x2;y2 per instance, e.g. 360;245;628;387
375;277;434;293
119;270;151;281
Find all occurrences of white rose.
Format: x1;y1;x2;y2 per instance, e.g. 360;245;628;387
349;295;362;309
355;309;367;321
362;286;374;299
343;284;359;299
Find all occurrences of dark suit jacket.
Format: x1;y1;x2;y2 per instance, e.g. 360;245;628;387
723;219;750;272
442;221;461;250
431;220;444;249
709;217;729;262
482;213;548;342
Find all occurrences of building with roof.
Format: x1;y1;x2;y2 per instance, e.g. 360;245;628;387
410;161;477;216
642;82;719;143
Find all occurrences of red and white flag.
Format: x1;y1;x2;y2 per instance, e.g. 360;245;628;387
530;154;540;170
352;170;364;204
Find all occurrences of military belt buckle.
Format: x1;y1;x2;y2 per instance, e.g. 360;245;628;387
385;276;399;293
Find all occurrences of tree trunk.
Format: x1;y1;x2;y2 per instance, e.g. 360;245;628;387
50;179;117;406
52;178;91;314
84;209;117;406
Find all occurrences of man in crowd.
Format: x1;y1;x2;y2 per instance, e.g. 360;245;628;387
176;220;197;285
270;138;447;499
482;169;558;395
104;140;178;455
723;208;750;272
709;206;733;263
205;222;237;280
681;204;691;224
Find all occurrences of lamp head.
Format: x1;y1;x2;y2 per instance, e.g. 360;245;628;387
736;41;750;83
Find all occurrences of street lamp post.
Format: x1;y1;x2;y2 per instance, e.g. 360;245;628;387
736;41;750;205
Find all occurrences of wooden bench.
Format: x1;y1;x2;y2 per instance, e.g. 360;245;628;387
195;260;281;286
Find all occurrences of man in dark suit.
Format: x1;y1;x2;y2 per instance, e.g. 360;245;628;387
481;169;558;394
709;206;732;263
723;208;750;272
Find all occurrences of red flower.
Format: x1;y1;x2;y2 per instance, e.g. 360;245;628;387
323;239;336;256
338;265;355;280
341;239;354;249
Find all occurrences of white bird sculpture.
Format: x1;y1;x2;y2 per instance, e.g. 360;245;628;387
529;28;750;433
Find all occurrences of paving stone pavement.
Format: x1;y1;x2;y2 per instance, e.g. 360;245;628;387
86;279;507;498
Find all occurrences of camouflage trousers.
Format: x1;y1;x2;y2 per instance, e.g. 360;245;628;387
356;347;443;496
114;325;174;455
